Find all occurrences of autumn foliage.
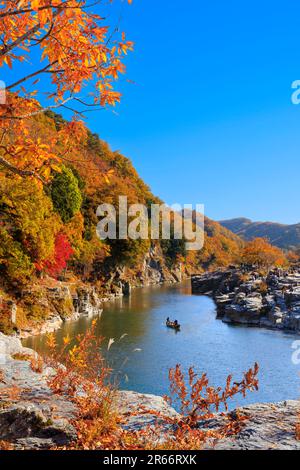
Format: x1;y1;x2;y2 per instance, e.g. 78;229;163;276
42;321;260;450
241;237;287;270
0;0;133;179
168;363;259;427
43;232;74;278
0;1;294;337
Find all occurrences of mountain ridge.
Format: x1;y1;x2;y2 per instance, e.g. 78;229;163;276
219;217;300;250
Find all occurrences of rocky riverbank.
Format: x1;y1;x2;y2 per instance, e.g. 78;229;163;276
1;248;185;339
192;267;300;333
0;333;299;450
0;333;180;449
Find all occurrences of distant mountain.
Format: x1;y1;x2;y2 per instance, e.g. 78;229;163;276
219;218;300;250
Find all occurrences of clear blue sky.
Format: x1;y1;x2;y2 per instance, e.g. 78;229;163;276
4;0;300;224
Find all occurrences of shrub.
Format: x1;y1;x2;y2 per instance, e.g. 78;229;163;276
43;321;260;451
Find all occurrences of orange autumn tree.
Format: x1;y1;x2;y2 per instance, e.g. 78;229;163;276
241;237;287;270
0;0;133;180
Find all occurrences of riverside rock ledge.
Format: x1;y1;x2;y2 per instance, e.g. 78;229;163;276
0;333;299;450
192;268;300;333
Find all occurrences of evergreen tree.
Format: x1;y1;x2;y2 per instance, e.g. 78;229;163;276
51;166;82;223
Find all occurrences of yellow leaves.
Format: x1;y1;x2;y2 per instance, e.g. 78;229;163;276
63;334;71;346
50;163;62;173
69;345;87;369
46;332;56;349
30;0;41;10
0;0;133;179
39;165;51;179
104;168;114;184
3;56;12;69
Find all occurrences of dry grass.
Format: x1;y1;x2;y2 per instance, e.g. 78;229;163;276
11;352;32;361
42;320;260;451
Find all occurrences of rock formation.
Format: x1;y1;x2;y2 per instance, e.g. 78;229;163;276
192;268;300;333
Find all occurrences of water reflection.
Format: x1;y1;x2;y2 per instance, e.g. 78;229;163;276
24;280;300;409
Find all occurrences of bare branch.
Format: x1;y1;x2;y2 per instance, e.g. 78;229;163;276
7;61;57;90
0;96;74;120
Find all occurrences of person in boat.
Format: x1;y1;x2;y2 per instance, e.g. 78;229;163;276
174;320;178;327
166;317;170;323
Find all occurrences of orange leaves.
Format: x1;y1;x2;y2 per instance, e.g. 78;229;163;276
46;332;57;350
59;118;88;145
1;136;58;180
117;40;134;56
0;1;134;179
0;1;133;112
3;55;12;69
0;440;13;450
38;319;260;450
242;237;288;269
30;354;44;373
168;363;259;427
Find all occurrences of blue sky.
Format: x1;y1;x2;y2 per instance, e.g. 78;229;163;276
4;0;300;224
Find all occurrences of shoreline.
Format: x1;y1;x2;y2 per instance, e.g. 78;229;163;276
1;277;300;450
0;332;299;450
13;272;187;340
192;267;300;335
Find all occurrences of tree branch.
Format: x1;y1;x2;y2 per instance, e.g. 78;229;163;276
0;155;44;182
0;1;85;19
0;9;60;58
7;61;57;90
0;96;74;119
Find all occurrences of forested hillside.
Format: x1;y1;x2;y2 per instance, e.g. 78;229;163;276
0;110;245;332
219;218;300;250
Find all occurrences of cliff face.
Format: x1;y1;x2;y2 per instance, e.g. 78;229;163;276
0;111;242;335
1;249;183;338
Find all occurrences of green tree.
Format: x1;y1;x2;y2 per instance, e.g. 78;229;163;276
161;237;187;267
0;227;34;285
51;166;83;223
107;238;150;268
0;175;61;270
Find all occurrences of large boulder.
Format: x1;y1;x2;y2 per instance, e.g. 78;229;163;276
204;401;300;450
192;270;242;295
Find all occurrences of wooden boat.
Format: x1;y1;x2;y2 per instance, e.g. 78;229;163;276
166;320;181;331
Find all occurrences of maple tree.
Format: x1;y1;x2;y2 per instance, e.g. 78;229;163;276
241;237;287;270
43;231;74;277
0;0;133;179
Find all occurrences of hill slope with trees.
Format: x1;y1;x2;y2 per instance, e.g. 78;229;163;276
0;110;245;333
219;218;300;250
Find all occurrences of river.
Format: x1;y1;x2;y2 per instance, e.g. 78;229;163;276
24;280;300;409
